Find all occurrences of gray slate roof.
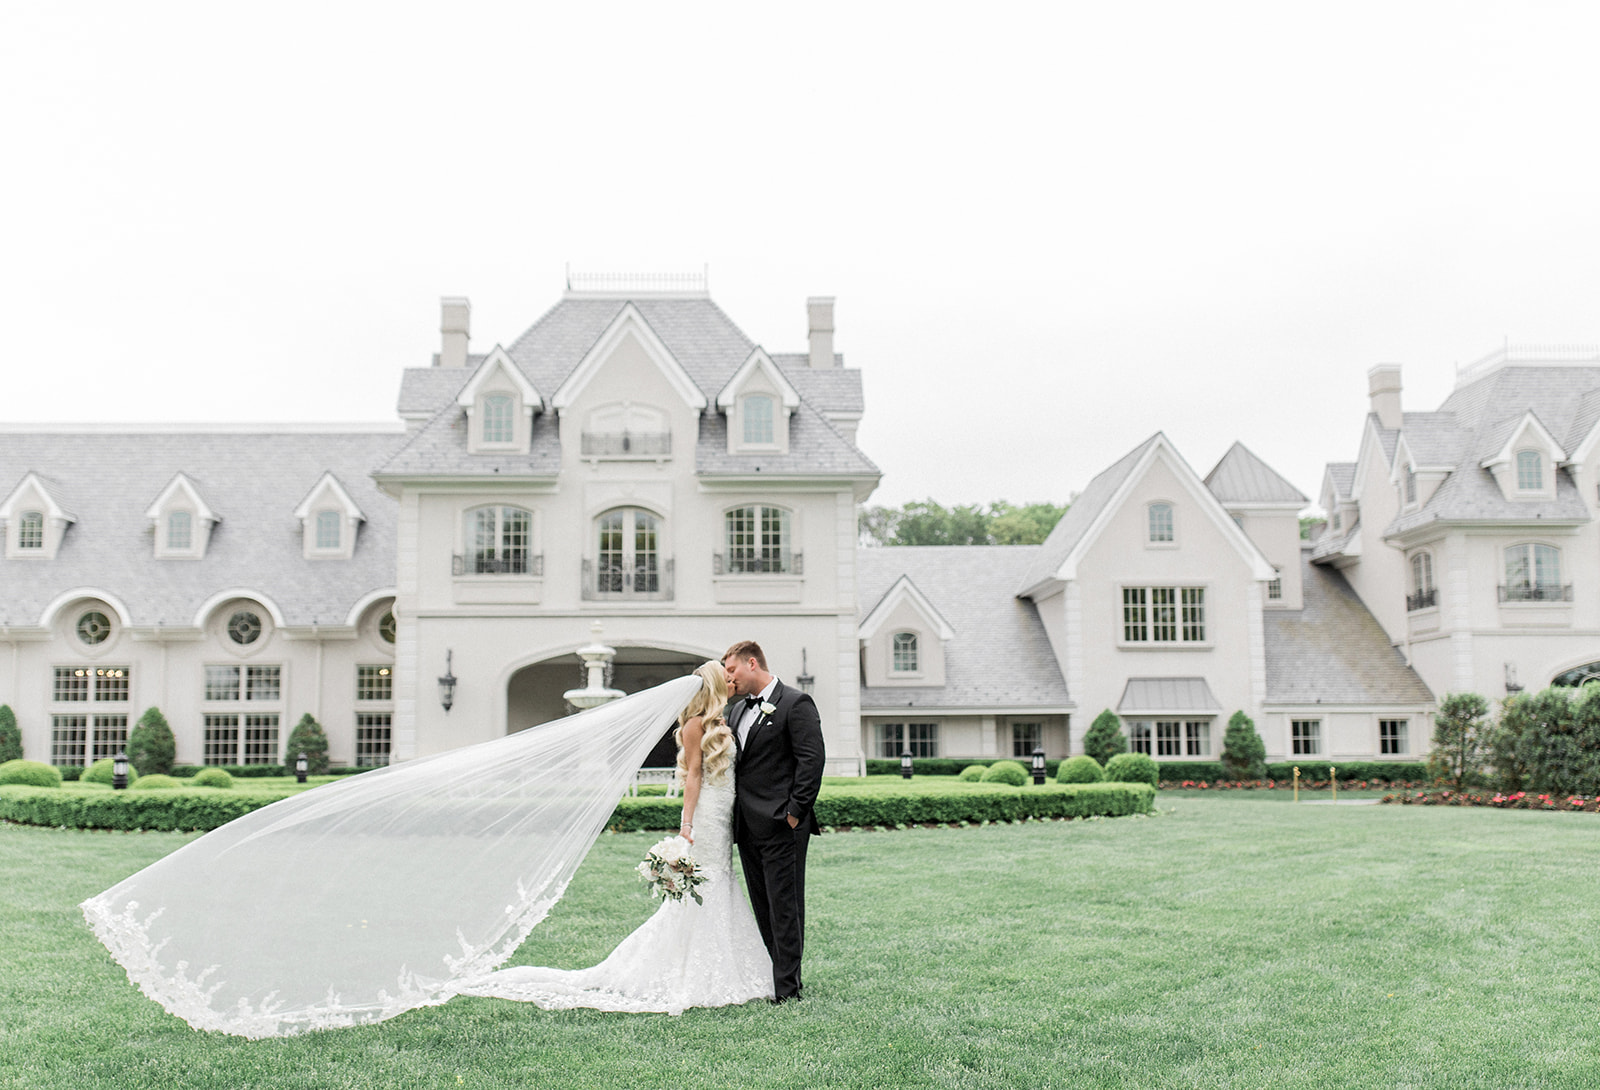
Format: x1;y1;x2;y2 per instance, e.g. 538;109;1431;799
1117;677;1222;714
858;545;1070;710
1326;463;1356;500
0;430;403;628
1205;442;1309;505
1264;547;1434;705
380;296;876;481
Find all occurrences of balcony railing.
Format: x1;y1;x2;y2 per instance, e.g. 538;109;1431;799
712;551;804;576
1406;587;1437;612
1498;583;1574;603
582;558;674;600
453;553;544;576
580;431;671;457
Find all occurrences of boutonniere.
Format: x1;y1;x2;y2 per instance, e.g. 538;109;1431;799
759;701;776;717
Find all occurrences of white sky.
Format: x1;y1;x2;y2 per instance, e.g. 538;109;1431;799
4;2;1598;510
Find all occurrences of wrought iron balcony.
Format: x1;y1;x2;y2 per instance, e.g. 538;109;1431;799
580;431;671;457
1406;587;1437;612
712;551;804;576
452;552;543;576
1498;583;1573;602
582;558;674;600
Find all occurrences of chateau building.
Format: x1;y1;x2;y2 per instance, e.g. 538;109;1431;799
0;276;1506;772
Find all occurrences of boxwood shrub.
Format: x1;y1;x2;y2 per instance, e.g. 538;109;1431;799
864;758;1065;778
1263;761;1427;783
957;764;987;782
1104;752;1159;788
172;764;287;778
191;768;234;789
0;759;62;788
130;774;182;791
1056;755;1104;784
980;760;1030;786
0;785;280;831
81;758;137;787
54;765;83;781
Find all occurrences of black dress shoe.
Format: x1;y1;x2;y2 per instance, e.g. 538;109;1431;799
770;993;802;1005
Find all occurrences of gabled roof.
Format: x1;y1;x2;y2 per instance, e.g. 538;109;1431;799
1324;462;1356;501
858;574;956;641
550;303;707;413
0;470;76;523
1265;547;1434;705
716;348;800;411
457;346;545;412
695;400;879;480
374;398;563;481
1478;409;1566;468
292;471;366;522
1205;442;1308;506
143;472;219;524
1016;433;1275;597
858;546;1069;711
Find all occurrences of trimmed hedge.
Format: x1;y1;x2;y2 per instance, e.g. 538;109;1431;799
980;760;1030;786
1104;752;1159;789
54;765;83;781
1263;761;1427;783
130;774;182;791
1056;755;1104;784
957;764;987;782
3;780;1156;833
0;759;62;788
191;768;234;789
81;758;138;787
168;764;373;779
864;758;1065;778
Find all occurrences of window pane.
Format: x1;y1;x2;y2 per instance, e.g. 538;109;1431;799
243;714;279;765
93;667;129;702
1534;544;1560;587
908;722;939;758
204;714;240;765
1505;544;1530;588
18;511;44;549
315;510;341;549
1517;450;1541;490
474;507;498;563
1011;722;1042;756
1380;718;1408;755
1292;719;1321;756
246;665;280;702
205;665;241;701
1129;721;1151;754
77;611;112;645
483;394;514;443
892;632;918;672
1267;570;1282;600
168;510;192;550
357;664;393;702
54;667;89;702
744;395;774;444
1156;720;1182;756
1182;588;1205;642
1122;588;1147;641
634;511;659;592
598;510;624;592
1148;503;1173;542
92;714;129;760
356;713;392;767
878;722;905;758
1185;720;1210;756
51;714;87;765
1151;588;1177;641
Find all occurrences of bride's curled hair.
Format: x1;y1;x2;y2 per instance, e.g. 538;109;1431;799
676;661;734;787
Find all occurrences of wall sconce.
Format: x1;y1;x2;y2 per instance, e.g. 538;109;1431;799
1504;663;1523;695
797;647;815;695
439;649;457;712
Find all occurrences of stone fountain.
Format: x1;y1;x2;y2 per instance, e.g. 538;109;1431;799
563;621;626;709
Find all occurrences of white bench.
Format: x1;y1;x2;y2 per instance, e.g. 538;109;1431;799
630;767;680;797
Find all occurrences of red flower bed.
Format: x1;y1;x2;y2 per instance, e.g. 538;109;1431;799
1160;779;1425;791
1381;789;1600;812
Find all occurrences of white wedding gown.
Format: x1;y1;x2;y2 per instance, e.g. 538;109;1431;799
453;775;773;1014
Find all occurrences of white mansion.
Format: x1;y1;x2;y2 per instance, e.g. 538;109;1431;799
7;279;1594;771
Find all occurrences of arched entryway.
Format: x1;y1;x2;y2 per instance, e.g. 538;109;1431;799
506;646;706;765
1551;660;1600;687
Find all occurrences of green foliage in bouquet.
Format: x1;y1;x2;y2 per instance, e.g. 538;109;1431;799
127;707;176;775
1056;755;1104;784
190;767;234;789
1104;752;1159;789
0;705;21;763
1083;710;1127;765
1220;710;1268;780
285;714;330;775
0;759;61;788
980;760;1029;786
81;758;137;787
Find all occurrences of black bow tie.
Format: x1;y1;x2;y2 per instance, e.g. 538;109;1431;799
743;695;761;712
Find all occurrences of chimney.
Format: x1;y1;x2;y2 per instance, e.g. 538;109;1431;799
807;296;835;369
439;296;471;368
1368;363;1402;430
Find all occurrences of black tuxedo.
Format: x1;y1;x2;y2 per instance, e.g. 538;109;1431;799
732;678;824;999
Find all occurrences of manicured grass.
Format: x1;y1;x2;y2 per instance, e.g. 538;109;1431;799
5;797;1600;1088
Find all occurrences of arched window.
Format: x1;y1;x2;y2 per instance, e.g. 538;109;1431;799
17;511;43;550
315;510;342;550
891;632;919;673
1408;552;1435;611
1516;450;1542;491
470;506;532;574
482;394;514;444
1148;503;1173;543
596;508;660;595
743;395;775;444
1504;543;1563;601
724;505;793;573
1404;465;1417;504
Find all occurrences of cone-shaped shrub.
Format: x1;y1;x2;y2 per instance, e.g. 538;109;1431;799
1083;710;1127;765
0;705;21;763
1220;710;1267;779
285;714;330;775
127;707;176;776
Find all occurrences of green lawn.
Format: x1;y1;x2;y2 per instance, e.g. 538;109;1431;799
4;797;1599;1089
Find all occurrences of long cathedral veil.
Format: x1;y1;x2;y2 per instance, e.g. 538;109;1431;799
81;674;702;1039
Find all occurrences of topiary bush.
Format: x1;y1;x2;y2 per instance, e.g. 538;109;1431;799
1083;710;1127;765
957;764;987;782
81;757;138;787
1056;755;1104;783
130;774;181;790
127;707;176;776
0;759;62;788
1221;710;1267;780
0;705;21;763
1104;752;1159;789
1428;691;1492;790
285;714;331;776
980;760;1029;786
191;767;234;789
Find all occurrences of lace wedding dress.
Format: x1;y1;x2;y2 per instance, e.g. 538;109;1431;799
453;775;773;1014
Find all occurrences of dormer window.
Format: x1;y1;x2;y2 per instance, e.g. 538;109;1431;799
1148;503;1174;543
145;473;216;560
17;511;43;550
315;510;341;550
1404;464;1416;504
293;472;364;560
743;395;775;445
166;511;192;551
482;394;514;444
892;632;919;673
1516;450;1542;491
1331;512;1342;531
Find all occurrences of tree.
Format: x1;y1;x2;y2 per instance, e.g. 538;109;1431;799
127;707;176;775
1082;710;1127;765
1220;710;1267;779
1428;692;1491;790
858;498;1068;547
0;705;20;763
286;713;331;774
988;501;1070;546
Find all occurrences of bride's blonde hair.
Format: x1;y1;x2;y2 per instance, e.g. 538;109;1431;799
676;660;734;787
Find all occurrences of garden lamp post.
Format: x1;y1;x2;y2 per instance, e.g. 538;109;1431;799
438;649;457;712
295;752;308;784
901;749;913;779
1031;748;1047;785
112;750;129;791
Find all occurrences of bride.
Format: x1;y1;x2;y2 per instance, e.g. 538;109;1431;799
453;661;773;1012
82;666;769;1038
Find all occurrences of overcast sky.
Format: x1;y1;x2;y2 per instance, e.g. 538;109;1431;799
4;3;1597;510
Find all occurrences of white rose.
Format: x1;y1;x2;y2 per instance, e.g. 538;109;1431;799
760;701;777;716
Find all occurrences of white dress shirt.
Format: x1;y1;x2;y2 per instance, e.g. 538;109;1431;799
735;678;780;748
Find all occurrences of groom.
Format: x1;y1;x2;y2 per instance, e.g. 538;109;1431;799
722;640;824;1003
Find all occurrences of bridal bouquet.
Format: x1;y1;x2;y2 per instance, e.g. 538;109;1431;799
636;835;709;906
